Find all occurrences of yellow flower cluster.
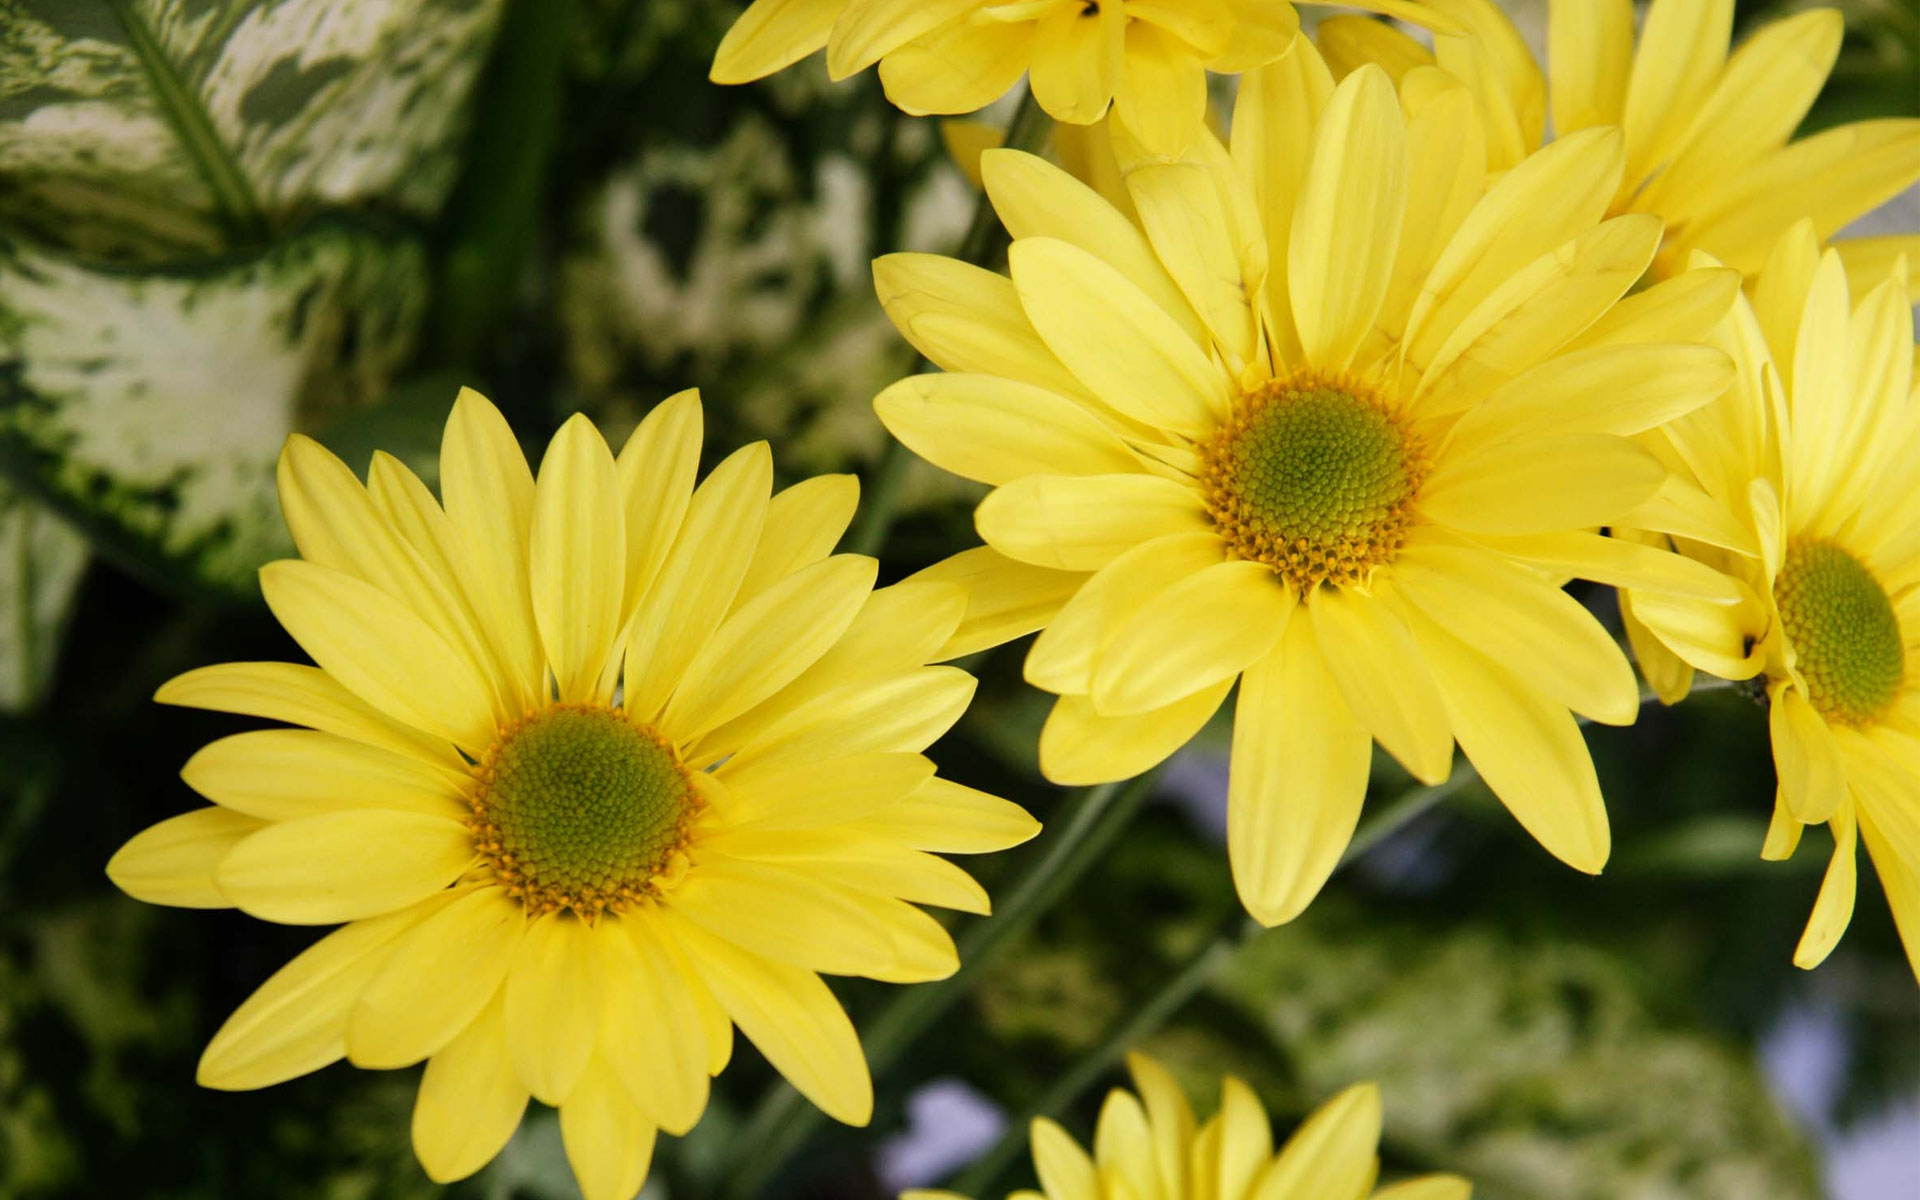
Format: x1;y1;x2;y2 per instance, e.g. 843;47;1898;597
104;3;1917;1198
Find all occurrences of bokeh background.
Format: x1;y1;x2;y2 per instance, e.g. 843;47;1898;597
1;1;1916;1197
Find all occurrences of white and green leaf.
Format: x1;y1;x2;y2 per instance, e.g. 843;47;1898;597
0;223;428;589
0;0;507;258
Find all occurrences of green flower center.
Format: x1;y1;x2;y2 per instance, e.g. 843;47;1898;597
467;705;697;915
1773;538;1904;726
1200;370;1426;592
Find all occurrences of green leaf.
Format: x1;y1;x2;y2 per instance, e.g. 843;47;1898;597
0;0;507;259
0;480;86;712
0;222;429;591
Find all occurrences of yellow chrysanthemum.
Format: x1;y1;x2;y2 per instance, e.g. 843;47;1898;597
1620;224;1920;979
873;49;1746;927
709;0;1435;155
1316;0;1920;295
905;1052;1470;1200
105;388;1038;1200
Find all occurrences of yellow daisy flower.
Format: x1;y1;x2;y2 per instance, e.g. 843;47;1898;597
1621;224;1920;979
874;50;1744;927
709;0;1435;155
904;1052;1470;1200
105;388;1038;1200
1315;0;1920;295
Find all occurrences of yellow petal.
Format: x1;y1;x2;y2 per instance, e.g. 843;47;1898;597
977;473;1207;572
531;414;626;703
1563;265;1742;353
1837;235;1920;306
1092;1088;1160;1200
855;776;1040;855
1641;10;1842;214
1290;65;1406;370
1393;538;1639;725
1620;585;1697;706
736;475;860;606
439;387;544;713
180;729;467;822
699;825;992;914
1421;433;1664;535
216;810;474;924
155;661;460;770
1372;1176;1474;1200
1033;1116;1099;1200
1404;127;1623;373
880;14;1032;115
1113;23;1207;156
1231;38;1335;365
664;913;873;1125
1009;238;1229;439
1216;1075;1275;1200
713;666;972;772
664;555;877;742
1415;214;1663;413
1401;606;1610;873
559;1056;658;1200
1794;802;1858;969
1121;139;1264;369
1626;586;1764;681
108;806;264;909
1448;343;1733;449
1093;561;1294;716
1229;621;1372;927
1039;679;1234;786
1856;798;1920;981
199;901;442;1089
719;750;935;829
258;559;497;757
1309;588;1453;785
671;851;903;975
1127;1052;1195;1199
625;443;773;722
1317;15;1433;85
1684;120;1920;276
614;389;703;631
982;148;1202;342
504;912;601;1106
1619;0;1734;194
876;372;1140;488
1477;530;1742;602
602;915;711;1134
827;0;976;79
710;0;840;84
413;992;527;1183
1253;1082;1380;1200
873;253;1086;396
1546;0;1632;133
1770;686;1846;826
1029;0;1123;124
349;887;524;1068
1025;531;1223;696
905;546;1087;660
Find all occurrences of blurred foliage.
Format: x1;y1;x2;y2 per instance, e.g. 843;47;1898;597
1;0;1917;1198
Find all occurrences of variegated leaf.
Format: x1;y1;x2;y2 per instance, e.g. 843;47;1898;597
0;480;88;711
0;224;428;589
0;0;505;259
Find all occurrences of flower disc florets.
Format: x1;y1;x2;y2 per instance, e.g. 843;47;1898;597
1200;369;1427;592
1774;537;1905;726
466;704;699;916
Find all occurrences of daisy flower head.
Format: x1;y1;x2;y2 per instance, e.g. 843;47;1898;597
709;0;1436;156
1315;0;1920;294
105;388;1038;1199
1621;224;1920;979
904;1052;1470;1200
874;46;1745;927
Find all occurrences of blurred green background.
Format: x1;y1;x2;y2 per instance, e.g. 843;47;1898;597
1;1;1916;1197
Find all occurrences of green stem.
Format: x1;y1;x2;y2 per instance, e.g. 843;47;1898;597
950;914;1253;1196
724;769;1161;1198
846;88;1052;559
108;0;267;243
